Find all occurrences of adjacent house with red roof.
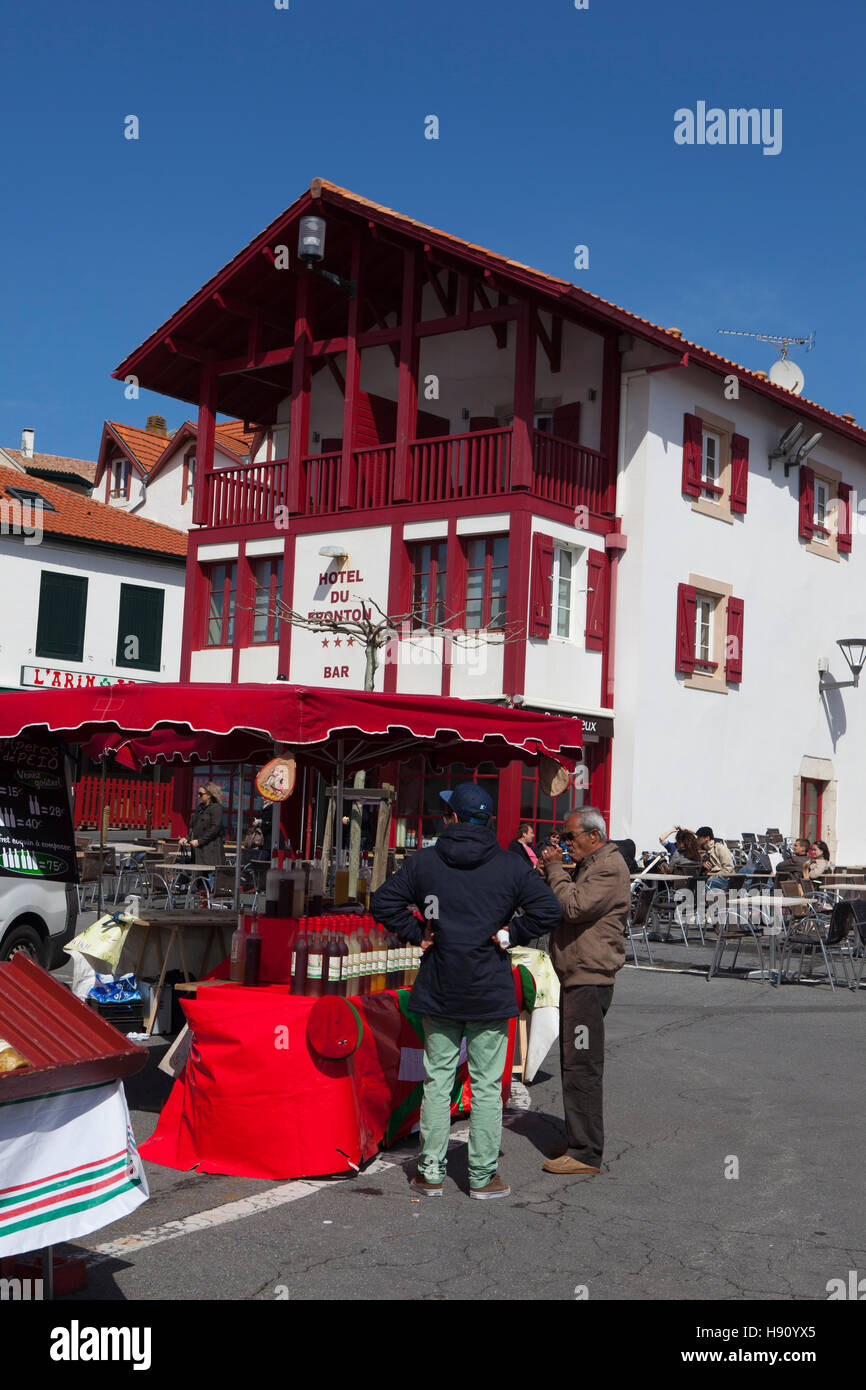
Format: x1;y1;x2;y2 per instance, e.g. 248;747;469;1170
0;429;98;496
0;465;187;696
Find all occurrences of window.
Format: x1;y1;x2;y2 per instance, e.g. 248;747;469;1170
4;486;55;512
701;431;723;499
35;571;88;662
205;562;237;647
813;479;830;541
410;542;447;629
800;778;825;843
111;458;131;499
553;546;575;639
695;594;715;669
252;557;283;644
519;760;587;843
465;536;508;630
394;758;500;850
182;451;196;505
116;584;164;670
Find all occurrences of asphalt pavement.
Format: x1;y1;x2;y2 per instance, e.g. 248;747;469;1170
58;959;866;1302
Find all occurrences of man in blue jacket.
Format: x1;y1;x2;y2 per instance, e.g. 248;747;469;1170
370;782;561;1200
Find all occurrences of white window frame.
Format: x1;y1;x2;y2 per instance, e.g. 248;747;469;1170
695;594;714;666
551;544;582;642
701;430;721;499
813;478;829;541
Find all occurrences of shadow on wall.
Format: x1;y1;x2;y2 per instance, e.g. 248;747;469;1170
820;686;847;752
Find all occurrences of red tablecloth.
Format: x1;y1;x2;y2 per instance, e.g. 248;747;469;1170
140;984;517;1180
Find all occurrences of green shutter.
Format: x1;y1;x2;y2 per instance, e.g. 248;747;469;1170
35;572;88;661
116;585;164;670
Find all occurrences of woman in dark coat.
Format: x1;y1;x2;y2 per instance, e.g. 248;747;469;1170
181;782;226;865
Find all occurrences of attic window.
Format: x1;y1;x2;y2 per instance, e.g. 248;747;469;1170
4;486;55;512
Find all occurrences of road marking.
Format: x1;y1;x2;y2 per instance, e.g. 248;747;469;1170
76;1108;525;1265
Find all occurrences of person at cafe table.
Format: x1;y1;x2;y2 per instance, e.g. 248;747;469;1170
179;782;226;865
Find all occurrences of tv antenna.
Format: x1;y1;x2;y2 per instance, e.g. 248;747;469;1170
717;329;815;396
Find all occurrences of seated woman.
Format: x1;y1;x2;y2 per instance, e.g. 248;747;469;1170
659;826;703;873
805;840;832;879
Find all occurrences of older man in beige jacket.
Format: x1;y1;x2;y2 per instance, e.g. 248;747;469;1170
539;807;630;1175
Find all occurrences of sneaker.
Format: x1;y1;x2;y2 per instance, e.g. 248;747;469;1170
469;1173;511;1199
409;1174;444;1197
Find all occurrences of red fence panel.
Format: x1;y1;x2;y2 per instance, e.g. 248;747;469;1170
73;777;174;830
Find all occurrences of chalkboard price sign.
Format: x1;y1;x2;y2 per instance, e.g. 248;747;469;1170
0;736;78;883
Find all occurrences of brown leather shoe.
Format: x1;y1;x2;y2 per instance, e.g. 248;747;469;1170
410;1174;444;1196
469;1173;511;1199
542;1154;600;1175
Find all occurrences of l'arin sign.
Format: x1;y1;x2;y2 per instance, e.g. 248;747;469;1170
20;666;146;690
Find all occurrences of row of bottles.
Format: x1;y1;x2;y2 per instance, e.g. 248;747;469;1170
291;922;422;997
265;852;325;917
229;915;423;994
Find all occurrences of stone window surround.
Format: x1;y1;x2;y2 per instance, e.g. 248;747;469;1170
684;572;733;694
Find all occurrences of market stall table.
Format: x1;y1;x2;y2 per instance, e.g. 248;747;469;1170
123;911;237;1033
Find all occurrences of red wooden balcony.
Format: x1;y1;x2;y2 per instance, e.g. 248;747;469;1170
200;426;612;527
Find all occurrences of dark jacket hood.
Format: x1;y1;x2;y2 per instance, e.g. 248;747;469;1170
434;823;501;869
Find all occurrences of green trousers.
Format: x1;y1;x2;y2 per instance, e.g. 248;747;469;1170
417;1016;510;1189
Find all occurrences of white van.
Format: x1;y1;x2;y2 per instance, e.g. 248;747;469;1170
0;879;78;968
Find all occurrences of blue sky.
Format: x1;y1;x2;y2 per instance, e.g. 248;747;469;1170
1;0;864;459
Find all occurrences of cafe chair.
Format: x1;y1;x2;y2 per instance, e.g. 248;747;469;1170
626;885;656;966
707;886;768;982
778;897;853;992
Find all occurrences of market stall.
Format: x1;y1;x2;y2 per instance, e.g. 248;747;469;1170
0;683;581;1180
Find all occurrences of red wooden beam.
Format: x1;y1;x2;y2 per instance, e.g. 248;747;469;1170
328;357;346;393
340;232;363;508
193;367;217;526
536;310;563;373
164;336;216;363
286;273;312;513
511;301;535;490
424;262;452;317
393;248;420;503
212;291;285;334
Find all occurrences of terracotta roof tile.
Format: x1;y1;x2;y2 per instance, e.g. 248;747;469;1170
2;450;98;484
0;465;187;557
214;419;256;455
107;422;174;474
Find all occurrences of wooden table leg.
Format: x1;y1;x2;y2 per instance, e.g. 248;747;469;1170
144;926;176;1036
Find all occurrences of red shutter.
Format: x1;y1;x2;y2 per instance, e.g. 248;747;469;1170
552;401;581;444
585;550;607;652
682;414;703;497
730;433;749;513
799;466;815;539
675;583;697;674
838;481;853;553
528;533;554;639
725;596;744;683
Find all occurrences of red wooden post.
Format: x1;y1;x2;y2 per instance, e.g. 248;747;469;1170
599;329;621;514
287;272;312;514
193;367;217;526
339;232;362;508
393;249;420;503
503;506;531;695
511;302;536;490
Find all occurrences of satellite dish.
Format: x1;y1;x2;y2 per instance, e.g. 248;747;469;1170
769;357;805;395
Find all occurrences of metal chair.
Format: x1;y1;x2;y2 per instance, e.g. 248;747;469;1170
707;884;768;981
626;885;655;966
779;896;853;991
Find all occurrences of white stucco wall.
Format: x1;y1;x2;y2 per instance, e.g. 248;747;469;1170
613;360;866;861
1;537;185;691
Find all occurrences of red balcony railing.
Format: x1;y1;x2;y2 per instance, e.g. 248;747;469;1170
73;777;174;830
201;426;611;526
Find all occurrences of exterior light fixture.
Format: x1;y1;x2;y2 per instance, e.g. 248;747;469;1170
319;544;349;572
768;421;804;473
297;216;356;299
819;638;866;693
792;432;822;467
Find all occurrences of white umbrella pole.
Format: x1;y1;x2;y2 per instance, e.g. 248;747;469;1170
97;761;106;916
335;741;345;874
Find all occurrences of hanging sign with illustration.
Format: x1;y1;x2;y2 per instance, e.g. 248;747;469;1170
256;754;297;803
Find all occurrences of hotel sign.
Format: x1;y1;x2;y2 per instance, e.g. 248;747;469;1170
20;666;148;690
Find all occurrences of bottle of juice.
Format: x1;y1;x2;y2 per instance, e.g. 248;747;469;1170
290;927;308;995
266;851;292;917
306;930;324;997
372;926;388;992
345;924;362;996
243;923;262;986
358;926;373;995
307;863;324;917
230;917;246;982
334;868;350;906
322;928;339;996
356;870;370;911
290;862;307;918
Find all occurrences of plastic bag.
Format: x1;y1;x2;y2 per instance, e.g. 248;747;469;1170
65;912;135;972
88;972;142;1004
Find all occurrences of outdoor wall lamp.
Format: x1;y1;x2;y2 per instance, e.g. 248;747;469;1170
297;217;357;299
819;639;866;693
319;544;349;571
768;422;804;472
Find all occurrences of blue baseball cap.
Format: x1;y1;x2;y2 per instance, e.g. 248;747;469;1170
440;782;494;824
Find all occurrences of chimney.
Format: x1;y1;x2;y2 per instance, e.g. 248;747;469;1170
146;414;167;437
21;428;34;458
666;327;683;339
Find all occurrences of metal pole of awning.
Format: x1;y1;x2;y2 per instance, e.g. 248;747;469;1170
232;764;244;912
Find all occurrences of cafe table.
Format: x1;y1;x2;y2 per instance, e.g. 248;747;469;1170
742;895;819;986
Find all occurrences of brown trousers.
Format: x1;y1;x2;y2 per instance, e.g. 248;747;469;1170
559;983;614;1166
